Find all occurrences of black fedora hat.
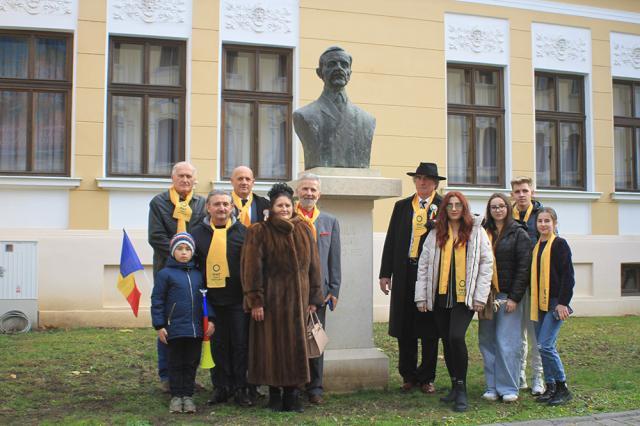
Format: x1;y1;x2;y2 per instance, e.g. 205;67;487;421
406;162;446;180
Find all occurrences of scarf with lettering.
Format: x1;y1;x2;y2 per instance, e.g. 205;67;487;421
169;186;193;233
410;192;434;258
206;218;231;288
530;233;556;321
438;225;467;302
232;192;253;227
296;203;320;241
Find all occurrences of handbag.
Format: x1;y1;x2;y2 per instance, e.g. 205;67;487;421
306;311;329;358
478;287;496;320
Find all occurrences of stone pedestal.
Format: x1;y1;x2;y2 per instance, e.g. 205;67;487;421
293;167;401;392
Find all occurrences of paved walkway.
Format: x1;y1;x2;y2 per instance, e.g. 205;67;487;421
489;410;640;425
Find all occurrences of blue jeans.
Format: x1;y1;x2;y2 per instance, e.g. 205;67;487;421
158;338;169;382
478;292;523;396
534;298;566;383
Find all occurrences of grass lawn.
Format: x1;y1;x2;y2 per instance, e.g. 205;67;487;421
1;316;639;425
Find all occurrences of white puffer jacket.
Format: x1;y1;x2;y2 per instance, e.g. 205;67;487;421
414;215;493;311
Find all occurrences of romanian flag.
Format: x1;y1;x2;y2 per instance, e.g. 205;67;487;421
117;230;143;317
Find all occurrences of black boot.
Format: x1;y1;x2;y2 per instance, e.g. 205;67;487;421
536;382;556;403
548;381;572;406
267;386;282;411
453;380;468;412
207;386;229;405
234;387;253;407
282;387;304;413
440;378;457;403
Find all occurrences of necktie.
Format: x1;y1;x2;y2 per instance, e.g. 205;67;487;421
420;200;426;209
241;199;248;207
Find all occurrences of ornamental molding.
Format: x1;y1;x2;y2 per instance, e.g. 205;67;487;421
0;0;72;15
535;33;586;63
447;25;504;54
112;0;186;24
612;42;640;70
223;2;291;34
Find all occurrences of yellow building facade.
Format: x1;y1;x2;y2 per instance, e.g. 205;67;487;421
0;0;639;326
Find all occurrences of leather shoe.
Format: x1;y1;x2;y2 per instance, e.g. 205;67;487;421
400;382;415;393
420;382;436;394
309;394;324;404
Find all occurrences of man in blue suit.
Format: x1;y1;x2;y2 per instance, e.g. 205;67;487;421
295;173;341;405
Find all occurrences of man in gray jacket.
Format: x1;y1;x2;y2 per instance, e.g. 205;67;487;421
295;173;341;404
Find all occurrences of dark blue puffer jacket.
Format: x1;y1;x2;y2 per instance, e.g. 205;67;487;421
151;257;214;340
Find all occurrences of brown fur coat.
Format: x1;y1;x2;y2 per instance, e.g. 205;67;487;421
241;214;323;387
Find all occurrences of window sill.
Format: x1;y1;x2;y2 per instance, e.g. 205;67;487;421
96;177;172;191
611;192;640;203
212;180;274;196
534;189;602;201
0;176;82;189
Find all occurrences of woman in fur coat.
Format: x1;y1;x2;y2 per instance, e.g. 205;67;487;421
241;183;323;412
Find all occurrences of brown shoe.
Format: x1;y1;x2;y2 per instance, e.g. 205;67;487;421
309;394;324;404
420;382;436;394
400;382;415;393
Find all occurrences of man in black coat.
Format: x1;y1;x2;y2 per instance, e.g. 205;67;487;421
230;166;270;225
191;190;249;406
379;162;445;393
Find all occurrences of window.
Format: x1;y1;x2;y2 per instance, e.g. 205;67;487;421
0;31;72;175
621;263;640;296
446;65;504;187
222;45;292;180
535;73;585;189
613;80;640;191
107;37;185;177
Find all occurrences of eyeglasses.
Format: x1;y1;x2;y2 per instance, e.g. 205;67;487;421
490;205;507;211
446;203;463;210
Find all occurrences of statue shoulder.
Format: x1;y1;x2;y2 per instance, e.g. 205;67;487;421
294;100;322;121
350;102;375;124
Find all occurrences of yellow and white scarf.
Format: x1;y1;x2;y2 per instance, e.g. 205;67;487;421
410;193;434;259
232;192;253;227
438;226;467;303
169;186;193;233
206;218;231;288
296;203;320;241
530;233;556;321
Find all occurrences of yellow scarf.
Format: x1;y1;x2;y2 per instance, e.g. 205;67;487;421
410;192;434;258
438;225;467;302
232;192;254;227
487;232;500;292
169;186;193;233
296;203;320;241
530;233;556;321
206;218;231;288
513;203;533;223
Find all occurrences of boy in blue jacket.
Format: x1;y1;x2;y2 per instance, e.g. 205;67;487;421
151;232;215;413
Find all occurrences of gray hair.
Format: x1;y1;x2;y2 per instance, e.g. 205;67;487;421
171;161;196;176
206;190;232;204
297;173;321;190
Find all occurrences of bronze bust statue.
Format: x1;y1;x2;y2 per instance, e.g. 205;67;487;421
293;46;376;169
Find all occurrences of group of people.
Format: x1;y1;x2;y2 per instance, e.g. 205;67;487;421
380;163;575;412
148;162;340;414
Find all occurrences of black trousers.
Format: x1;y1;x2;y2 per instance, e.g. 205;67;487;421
433;302;474;381
398;263;439;384
168;337;202;397
210;303;249;391
307;304;326;396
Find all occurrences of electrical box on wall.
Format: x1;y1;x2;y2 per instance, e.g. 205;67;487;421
0;241;38;329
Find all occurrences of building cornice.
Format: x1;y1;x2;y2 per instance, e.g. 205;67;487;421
0;176;81;190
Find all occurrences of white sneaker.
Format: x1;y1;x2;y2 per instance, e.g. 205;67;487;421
531;376;545;396
519;377;528;389
482;391;499;401
502;394;518;402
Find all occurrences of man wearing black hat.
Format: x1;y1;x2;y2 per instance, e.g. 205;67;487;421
379;162;445;394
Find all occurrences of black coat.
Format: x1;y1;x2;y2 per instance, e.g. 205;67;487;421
379;193;442;338
535;237;575;306
488;221;532;303
148;190;206;277
513;199;543;247
191;216;246;306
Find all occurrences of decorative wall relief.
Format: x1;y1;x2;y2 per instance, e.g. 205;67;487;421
224;2;291;34
0;0;72;15
447;25;504;54
112;0;186;24
444;14;509;65
535;34;587;62
613;43;640;70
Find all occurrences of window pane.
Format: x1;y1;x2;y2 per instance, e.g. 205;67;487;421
635;86;640;118
35;38;67;80
112;43;143;84
535;75;555;111
223;102;252;176
536;121;557;187
447;68;470;104
559;122;582;187
258;53;287;93
613;84;632;117
0;36;28;78
148;98;179;175
258;104;287;179
447;115;472;184
614;126;634;190
33;92;65;173
475;116;499;184
225;51;255;91
558;77;582;113
0;91;28;171
149;45;180;86
474;70;499;106
111;96;143;174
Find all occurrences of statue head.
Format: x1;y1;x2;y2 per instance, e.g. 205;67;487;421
316;46;352;90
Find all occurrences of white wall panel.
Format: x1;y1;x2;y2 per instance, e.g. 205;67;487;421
445;14;509;66
0;189;68;229
107;0;192;38
109;191;158;230
0;0;78;30
611;32;640;79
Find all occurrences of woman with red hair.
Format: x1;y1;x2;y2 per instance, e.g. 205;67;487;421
415;191;493;412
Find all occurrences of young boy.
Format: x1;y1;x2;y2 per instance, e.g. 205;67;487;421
151;232;215;413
